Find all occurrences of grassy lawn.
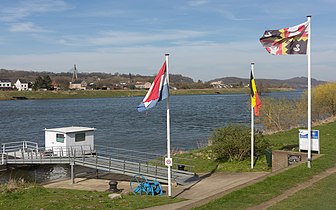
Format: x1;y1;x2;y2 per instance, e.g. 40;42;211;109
0;184;183;210
192;121;336;209
173;147;270;173
270;173;336;210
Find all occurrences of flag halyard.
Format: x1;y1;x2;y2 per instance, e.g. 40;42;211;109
260;21;309;55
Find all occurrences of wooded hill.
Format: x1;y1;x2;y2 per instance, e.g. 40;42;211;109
209;76;326;89
0;68;326;89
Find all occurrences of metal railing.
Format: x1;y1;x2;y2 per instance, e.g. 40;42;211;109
1;141;196;184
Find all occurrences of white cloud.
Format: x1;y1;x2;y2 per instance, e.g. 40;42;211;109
188;0;209;7
59;30;209;47
0;0;71;22
9;22;49;32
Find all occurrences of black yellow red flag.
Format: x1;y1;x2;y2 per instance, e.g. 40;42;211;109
250;71;262;116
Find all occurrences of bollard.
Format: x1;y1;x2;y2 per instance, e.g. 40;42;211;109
108;180;120;193
177;164;185;171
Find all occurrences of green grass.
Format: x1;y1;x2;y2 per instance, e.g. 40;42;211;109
0;184;183;210
270;173;336;210
173;147;270;173
193;121;336;209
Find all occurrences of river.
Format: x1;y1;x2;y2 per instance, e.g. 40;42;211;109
0;90;303;154
0;90;303;183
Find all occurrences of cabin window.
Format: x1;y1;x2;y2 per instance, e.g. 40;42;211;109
75;133;86;142
56;134;65;143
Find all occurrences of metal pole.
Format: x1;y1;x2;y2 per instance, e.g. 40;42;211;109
307;16;312;168
71;162;75;184
251;63;255;169
165;53;172;197
2;145;5;165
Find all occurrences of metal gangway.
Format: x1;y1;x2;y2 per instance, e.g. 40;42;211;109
1;141;198;185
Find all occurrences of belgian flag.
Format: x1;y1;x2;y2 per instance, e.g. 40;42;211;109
250;71;262;116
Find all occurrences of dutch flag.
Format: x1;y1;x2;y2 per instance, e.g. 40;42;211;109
137;61;169;112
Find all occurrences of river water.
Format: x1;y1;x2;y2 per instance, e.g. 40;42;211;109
0;90;303;154
0;90;303;183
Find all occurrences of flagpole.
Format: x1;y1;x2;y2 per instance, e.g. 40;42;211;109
307;16;312;168
251;62;255;169
165;54;172;196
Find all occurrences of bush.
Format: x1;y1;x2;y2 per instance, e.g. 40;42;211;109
259;97;304;132
300;82;336;120
210;124;269;161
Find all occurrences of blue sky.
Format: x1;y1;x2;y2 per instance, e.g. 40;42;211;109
0;0;335;82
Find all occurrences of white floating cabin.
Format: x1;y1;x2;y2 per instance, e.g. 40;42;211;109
44;126;95;156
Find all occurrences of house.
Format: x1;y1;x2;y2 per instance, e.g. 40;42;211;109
44;126;95;156
135;82;152;89
210;81;225;89
15;79;29;91
69;80;87;90
0;79;12;90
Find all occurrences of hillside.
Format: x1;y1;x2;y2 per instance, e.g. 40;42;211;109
0;69;194;89
209;76;326;89
1;68;326;89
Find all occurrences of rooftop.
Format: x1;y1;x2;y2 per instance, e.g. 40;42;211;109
45;126;96;133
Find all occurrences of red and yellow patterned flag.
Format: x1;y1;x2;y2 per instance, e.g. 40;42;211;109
250;71;262;116
260;21;309;55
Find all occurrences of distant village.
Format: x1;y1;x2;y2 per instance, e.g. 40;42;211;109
0;65;252;92
0;78;246;91
0;65;324;91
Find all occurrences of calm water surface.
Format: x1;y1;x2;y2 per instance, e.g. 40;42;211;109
0;90;303;154
0;90;303;183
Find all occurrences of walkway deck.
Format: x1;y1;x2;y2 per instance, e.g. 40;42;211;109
1;141;198;185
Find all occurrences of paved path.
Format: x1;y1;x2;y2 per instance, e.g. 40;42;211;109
143;172;269;210
43;171;269;210
247;167;336;210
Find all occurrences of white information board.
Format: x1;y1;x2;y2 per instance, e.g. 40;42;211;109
299;129;320;153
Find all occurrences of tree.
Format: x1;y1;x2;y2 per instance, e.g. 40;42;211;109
43;75;52;90
33;76;44;90
32;75;53;90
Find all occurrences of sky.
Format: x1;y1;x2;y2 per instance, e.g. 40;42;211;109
0;0;335;82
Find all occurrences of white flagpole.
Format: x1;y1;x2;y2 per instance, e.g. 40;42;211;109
165;54;172;196
251;62;255;169
307;16;312;168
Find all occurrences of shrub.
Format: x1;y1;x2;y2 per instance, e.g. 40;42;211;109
259;97;304;132
300;82;336;120
210;124;269;161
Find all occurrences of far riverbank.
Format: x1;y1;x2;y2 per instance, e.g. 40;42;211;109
0;88;293;100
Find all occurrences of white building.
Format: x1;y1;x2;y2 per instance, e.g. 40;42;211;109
69;80;87;90
15;79;29;91
44;126;95;156
0;79;12;90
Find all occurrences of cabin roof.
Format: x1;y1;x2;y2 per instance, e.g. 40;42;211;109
45;126;95;134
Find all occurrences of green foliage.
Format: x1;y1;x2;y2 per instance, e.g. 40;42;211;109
33;75;53;90
195;121;336;210
210;124;269;161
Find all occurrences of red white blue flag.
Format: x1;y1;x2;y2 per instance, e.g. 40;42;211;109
137;61;169;112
